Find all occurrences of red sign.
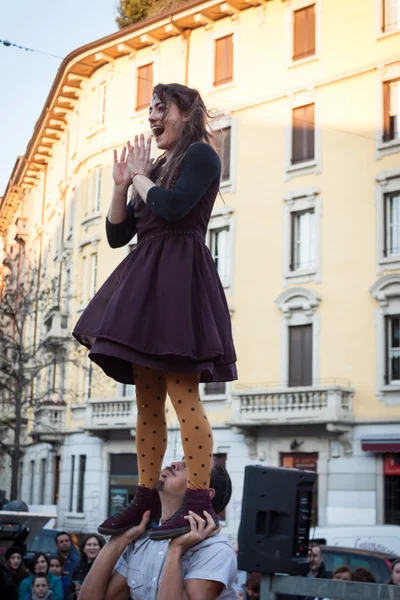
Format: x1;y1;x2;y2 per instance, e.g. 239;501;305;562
384;454;400;475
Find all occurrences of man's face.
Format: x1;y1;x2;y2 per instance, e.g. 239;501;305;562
308;546;322;570
33;577;49;599
156;462;188;497
56;534;71;553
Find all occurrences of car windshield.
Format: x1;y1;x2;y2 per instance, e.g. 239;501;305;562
323;550;383;582
27;533;57;555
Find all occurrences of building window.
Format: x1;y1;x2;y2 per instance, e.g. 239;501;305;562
385;315;400;384
384;192;400;256
53;455;61;505
29;460;35;504
289;324;313;386
94;167;102;213
122;384;135;397
214;127;231;184
214;35;234;87
293;4;316;61
384;454;400;524
290;209;315;271
85;361;93;400
292;104;315;164
39;458;46;504
383;80;400;142
281;453;318;525
69;455;75;512
81;256;88;304
109;454;139;515
77;455;86;513
382;0;400;33
98;83;107;126
205;382;226;395
90;253;98;299
209;226;229;284
136;63;153;111
19;462;24;499
213;453;227;520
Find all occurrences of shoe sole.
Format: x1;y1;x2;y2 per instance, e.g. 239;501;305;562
97;525;133;536
148;520;219;542
148;524;191;541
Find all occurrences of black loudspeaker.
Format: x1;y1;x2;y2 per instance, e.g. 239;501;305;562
238;465;317;575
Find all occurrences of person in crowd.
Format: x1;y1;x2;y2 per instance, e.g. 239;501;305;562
300;544;332;600
388;558;400;585
19;553;63;600
55;533;79;582
0;562;17;600
245;573;261;599
331;566;353;582
66;535;105;600
24;574;53;600
321;566;353;600
73;82;237;541
352;567;376;583
76;458;237;600
5;546;29;593
49;557;69;599
236;585;246;600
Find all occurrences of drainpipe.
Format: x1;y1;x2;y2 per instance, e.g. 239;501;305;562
183;30;191;86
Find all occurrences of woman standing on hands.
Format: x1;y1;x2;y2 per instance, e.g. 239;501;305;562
73;83;237;540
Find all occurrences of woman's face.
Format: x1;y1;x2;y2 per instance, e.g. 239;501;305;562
83;537;101;562
9;553;22;570
392;562;400;585
34;555;48;574
49;559;63;577
148;95;185;152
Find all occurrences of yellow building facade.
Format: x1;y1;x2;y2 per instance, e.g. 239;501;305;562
1;0;400;535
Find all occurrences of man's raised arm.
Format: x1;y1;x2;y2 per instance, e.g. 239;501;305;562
80;512;150;600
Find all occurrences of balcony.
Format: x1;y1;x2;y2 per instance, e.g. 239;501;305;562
230;381;354;427
31;404;66;442
14;217;29;243
85;397;136;437
42;310;69;346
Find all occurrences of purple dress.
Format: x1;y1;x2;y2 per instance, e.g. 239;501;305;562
73;143;237;384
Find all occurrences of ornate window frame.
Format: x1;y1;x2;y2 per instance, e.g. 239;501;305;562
375;168;400;272
275;287;321;386
370;273;400;404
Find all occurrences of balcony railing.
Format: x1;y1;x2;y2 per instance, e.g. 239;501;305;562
230;381;354;426
32;404;66;440
85;397;136;432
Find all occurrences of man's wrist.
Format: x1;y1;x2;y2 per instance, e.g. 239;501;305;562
168;544;184;558
114;182;130;193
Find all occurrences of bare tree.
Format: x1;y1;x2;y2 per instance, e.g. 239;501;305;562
0;245;84;500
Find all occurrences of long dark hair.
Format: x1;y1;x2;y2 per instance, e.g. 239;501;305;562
28;552;49;575
5;548;29;585
150;83;213;189
79;534;105;564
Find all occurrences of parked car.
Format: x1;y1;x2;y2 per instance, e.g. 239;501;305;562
321;545;395;583
312;525;400;556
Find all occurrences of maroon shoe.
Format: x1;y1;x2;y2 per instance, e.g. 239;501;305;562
148;488;219;541
98;486;161;535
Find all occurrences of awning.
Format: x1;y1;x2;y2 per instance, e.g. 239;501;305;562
361;434;400;453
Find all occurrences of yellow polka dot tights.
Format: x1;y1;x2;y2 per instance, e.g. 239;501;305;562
134;365;213;490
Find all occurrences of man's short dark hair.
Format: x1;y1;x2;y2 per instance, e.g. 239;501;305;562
210;458;232;514
55;531;71;543
310;543;322;554
32;573;49;584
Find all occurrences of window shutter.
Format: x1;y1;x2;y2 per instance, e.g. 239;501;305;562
289;324;312;387
385;315;390;384
383;81;391;141
136;63;153;111
214;35;234;86
290;213;296;271
292;104;315;163
293;4;316;61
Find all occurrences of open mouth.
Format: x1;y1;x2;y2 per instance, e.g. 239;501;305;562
151;125;165;139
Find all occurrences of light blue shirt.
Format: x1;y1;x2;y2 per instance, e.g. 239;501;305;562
115;531;238;600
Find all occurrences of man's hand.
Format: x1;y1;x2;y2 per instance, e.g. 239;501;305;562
169;511;222;554
108;511;151;547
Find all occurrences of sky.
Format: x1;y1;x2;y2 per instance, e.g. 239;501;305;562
0;0;118;196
